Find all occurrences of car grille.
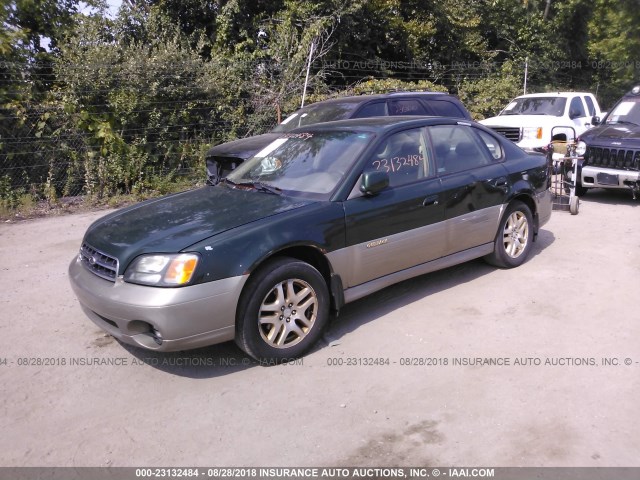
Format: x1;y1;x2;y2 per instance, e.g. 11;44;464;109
79;242;118;282
488;126;522;143
585;146;640;171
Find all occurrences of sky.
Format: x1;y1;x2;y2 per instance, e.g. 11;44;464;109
79;0;121;17
107;0;122;16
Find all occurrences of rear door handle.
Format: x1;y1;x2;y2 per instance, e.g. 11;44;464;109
423;195;439;206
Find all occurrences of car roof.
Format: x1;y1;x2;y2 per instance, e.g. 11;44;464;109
515;92;594;98
288;115;466;134
307;91;454;106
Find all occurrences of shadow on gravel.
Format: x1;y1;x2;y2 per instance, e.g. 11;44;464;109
578;188;639;207
320;227;555;352
118;340;273;379
116;228;555;379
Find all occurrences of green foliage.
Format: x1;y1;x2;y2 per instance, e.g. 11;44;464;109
2;0;640;215
349;78;448;95
0;174;23;210
1;0;105;99
588;0;640;107
457;62;523;120
0;174;37;217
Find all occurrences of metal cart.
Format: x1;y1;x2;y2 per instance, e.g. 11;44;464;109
546;127;581;215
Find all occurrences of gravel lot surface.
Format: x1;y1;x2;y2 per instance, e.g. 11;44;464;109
0;190;638;467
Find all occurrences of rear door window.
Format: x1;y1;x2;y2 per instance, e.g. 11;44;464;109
476;130;504;161
425;100;466;118
428;125;493;175
352;101;388;118
388;99;427;116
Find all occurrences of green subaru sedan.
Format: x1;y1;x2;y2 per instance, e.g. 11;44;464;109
69;117;552;361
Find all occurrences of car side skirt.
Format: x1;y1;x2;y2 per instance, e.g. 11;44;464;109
340;243;494;305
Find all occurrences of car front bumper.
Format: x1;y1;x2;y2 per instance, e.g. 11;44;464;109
68;257;248;351
580;166;640;190
516;138;547;152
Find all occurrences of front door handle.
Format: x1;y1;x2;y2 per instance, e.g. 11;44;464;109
423;195;439;207
494;177;508;187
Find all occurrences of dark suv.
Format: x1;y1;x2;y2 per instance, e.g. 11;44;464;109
574;85;640;198
206;92;472;183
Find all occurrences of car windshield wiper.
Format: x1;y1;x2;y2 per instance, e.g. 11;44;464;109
608;120;640;127
220;177;238;188
249;182;282;195
223;178;282;195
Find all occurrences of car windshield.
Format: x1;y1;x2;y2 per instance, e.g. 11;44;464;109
272;102;361;133
605;98;640;126
500;97;567;117
226;131;373;199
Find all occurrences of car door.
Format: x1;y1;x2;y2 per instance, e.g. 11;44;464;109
429;123;509;256
341;127;446;288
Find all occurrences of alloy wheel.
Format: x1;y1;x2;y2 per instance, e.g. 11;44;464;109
258;278;318;348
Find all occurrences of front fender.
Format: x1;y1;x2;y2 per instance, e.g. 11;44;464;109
188;202;346;284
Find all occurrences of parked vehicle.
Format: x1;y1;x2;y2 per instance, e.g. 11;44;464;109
480;92;602;153
571;85;640;198
69;117;551;361
205;92;472;183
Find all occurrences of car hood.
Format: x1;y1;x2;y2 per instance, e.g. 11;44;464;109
83;186;313;272
205;132;282;160
581;124;640;145
480;114;562;128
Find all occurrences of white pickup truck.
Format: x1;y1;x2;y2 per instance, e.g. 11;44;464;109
480;92;603;152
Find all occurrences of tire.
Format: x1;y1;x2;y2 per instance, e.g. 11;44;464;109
569;195;579;215
484;201;534;269
235;257;330;362
575;183;589;197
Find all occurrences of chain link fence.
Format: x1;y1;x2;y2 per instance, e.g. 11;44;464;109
0;97;279;215
1;57;599;215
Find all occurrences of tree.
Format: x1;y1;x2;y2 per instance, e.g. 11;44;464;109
588;0;640;107
1;0;105;97
245;1;345;123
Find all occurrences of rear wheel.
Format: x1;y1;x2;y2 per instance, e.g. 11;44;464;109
485;201;533;268
235;257;329;362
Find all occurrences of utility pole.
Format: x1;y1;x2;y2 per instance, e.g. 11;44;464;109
543;0;552;20
524;57;528;95
301;40;316;108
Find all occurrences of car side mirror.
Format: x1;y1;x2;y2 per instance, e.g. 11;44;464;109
360;170;389;196
591;115;601;126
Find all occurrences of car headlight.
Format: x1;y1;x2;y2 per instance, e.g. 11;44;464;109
522;127;543;140
124;253;199;286
575;141;587;156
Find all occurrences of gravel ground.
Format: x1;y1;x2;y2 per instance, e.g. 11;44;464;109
0;189;638;468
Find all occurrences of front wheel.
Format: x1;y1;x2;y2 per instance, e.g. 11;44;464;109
484;201;534;268
575;183;589;197
235;257;330;362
